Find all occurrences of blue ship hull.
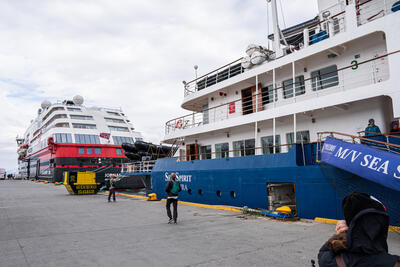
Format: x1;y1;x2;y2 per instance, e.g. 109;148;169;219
151;145;400;226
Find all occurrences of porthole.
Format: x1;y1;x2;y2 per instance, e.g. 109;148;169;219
230;191;236;198
216;190;222;197
198;189;203;195
188;189;192;195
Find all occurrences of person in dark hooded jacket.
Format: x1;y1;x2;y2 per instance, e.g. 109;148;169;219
318;192;400;267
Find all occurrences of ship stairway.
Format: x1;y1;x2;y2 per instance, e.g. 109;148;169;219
317;132;400;192
167;138;183;158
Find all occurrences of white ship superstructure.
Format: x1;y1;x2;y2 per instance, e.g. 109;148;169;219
163;0;400;161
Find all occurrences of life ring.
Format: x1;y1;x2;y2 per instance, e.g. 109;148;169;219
175;119;183;128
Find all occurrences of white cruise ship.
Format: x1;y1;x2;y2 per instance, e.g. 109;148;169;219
16;95;143;182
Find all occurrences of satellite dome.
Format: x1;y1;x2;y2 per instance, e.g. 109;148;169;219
41;100;51;109
73;95;84;105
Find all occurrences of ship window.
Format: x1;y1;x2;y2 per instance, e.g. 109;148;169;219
261;84;277;105
230;191;236;198
311;65;339;91
283;76;305;99
75;134;100;144
67;107;81;112
135;137;143;142
216;190;222;197
108;126;129;132
286;130;310;145
215;142;229;159
261;135;281;154
233;140;244;157
233;139;255;156
245;139;255;156
54;133;72;143
116;148;122;155
106;111;120;116
87;147;93;155
78;147;85;154
94;148;102;155
70;115;94;120
72;123;96;129
113;136;134;145
200;145;211;160
105;118;124;123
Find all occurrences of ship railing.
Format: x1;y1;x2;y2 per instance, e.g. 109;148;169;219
179;142;300;162
316;131;400;162
121;160;157;173
183;8;348;98
283;11;346;50
165;52;395;135
184;58;244;97
357;0;399;26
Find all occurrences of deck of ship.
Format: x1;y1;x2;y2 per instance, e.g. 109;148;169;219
1;180;399;267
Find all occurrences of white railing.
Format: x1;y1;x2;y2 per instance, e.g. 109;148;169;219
184;58;244;97
166;52;394;135
121;160;156;173
357;0;399;25
183;10;348;98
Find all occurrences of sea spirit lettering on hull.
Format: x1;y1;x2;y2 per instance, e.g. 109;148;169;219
164;172;192;191
321;137;400;191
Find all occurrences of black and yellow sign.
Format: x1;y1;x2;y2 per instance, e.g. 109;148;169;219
63;171;102;195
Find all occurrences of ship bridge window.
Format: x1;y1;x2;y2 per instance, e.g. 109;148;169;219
108;126;129;132
135;137;143;142
311;65;339;91
75;134;100;144
78;147;85;154
116;148;123;155
283;76;305;99
70;115;94;120
87;147;93;155
113;136;134;145
94;147;102;155
72;123;97;129
261;84;277;105
200;145;211;160
261;135;281;154
215;142;229;159
54;133;72;143
105;118;124;123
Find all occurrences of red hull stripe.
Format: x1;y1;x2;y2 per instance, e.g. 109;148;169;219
56;165;121;168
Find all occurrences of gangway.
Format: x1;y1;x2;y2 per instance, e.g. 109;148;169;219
318;132;400;192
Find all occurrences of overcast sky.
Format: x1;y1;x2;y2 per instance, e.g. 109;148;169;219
0;0;317;172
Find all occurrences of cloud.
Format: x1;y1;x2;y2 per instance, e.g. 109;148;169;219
0;0;317;172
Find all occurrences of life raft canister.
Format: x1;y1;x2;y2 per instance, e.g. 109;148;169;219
175;119;183;128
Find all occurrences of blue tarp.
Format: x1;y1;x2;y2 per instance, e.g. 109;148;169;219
321;137;400;192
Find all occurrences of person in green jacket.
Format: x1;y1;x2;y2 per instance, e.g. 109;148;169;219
365;118;381;136
165;173;181;224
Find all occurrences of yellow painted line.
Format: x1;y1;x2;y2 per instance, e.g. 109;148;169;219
315;217;400;233
116;192;242;213
117;192;149;200
314;217;338;225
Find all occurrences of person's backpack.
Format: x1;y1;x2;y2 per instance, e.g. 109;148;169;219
170;181;180;194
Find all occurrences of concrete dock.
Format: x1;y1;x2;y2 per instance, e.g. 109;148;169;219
1;180;399;267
